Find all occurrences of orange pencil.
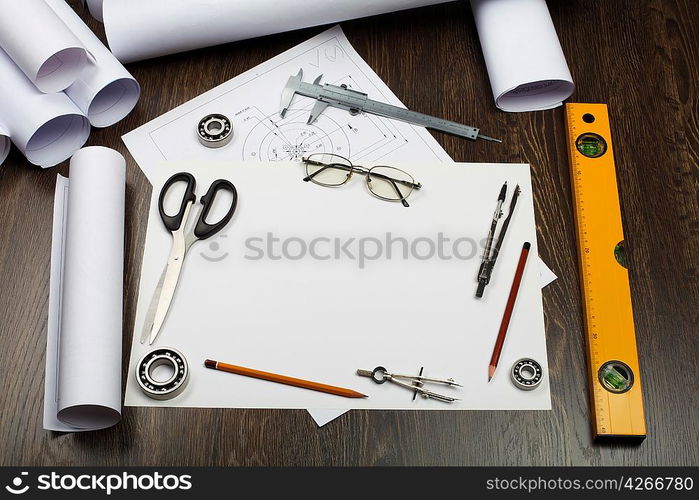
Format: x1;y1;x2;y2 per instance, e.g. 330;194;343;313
204;359;368;399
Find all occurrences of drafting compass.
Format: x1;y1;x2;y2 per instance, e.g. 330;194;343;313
280;69;501;143
476;183;520;298
357;366;462;403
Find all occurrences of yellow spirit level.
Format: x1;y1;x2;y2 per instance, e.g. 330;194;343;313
565;103;646;439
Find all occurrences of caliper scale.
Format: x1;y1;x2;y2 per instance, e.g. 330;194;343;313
280;69;501;143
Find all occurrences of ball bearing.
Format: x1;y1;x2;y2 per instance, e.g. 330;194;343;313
197;113;233;148
136;347;189;400
510;358;543;391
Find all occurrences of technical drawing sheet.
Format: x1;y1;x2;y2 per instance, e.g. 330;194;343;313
122;25;452;183
122;25;557;426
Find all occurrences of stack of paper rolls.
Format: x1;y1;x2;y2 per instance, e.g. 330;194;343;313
87;0;571;112
0;0;139;167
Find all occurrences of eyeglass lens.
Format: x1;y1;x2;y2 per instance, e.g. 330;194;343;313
305;153;353;186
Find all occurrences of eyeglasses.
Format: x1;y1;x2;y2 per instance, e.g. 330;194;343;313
301;153;422;207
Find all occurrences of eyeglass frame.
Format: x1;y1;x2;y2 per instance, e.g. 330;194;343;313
301;154;422;207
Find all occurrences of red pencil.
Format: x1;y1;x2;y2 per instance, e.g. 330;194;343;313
488;242;531;382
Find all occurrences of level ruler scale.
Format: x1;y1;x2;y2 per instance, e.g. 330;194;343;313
565;103;646;439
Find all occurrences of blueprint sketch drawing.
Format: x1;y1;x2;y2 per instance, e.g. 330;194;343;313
122;25;451;182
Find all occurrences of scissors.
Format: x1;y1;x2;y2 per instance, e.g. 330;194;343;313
140;172;238;345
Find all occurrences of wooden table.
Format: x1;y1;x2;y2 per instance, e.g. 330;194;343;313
1;0;697;466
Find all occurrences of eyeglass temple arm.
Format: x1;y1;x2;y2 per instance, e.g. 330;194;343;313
386;178;410;208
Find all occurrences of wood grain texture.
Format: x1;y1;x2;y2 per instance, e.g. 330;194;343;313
0;0;697;466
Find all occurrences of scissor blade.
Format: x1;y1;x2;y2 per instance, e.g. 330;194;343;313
139;264;169;344
147;246;187;345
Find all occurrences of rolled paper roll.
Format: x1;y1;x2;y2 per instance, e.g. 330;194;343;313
470;0;574;112
0;123;9;165
44;146;126;432
102;0;452;63
0;47;90;167
0;0;88;93
46;0;140;128
85;0;105;22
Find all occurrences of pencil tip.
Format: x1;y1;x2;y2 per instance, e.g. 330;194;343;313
348;390;369;398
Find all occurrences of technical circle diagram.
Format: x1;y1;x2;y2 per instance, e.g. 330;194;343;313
242;110;351;161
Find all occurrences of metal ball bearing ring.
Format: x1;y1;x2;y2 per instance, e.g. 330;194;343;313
510;358;543;391
197;113;233;148
136;347;189;400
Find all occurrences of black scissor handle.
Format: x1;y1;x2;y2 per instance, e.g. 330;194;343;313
194;179;238;240
159;172;197;231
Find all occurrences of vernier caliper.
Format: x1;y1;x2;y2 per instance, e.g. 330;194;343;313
280;69;501;143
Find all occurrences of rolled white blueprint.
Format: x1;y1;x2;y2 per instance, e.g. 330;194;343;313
103;0;453;63
470;0;574;112
0;48;90;167
85;0;104;22
46;0;140;127
0;123;9;165
0;0;88;93
44;147;126;432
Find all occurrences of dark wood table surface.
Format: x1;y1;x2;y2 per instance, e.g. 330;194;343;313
1;0;697;466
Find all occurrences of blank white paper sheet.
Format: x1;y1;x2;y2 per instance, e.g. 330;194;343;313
125;161;551;411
